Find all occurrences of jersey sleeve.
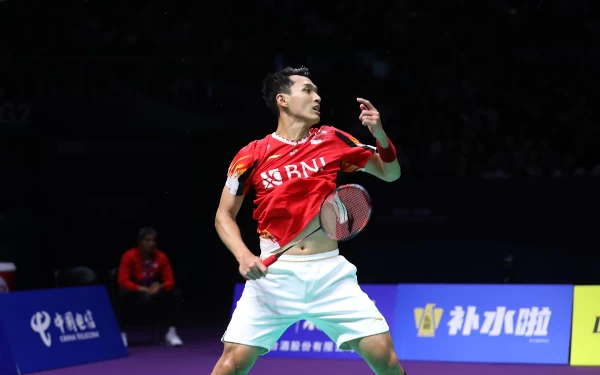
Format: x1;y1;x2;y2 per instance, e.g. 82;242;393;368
332;127;376;173
117;251;140;291
225;142;258;196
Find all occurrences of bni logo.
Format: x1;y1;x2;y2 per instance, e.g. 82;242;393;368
414;304;444;337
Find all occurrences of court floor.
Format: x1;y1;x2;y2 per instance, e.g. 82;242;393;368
34;340;600;375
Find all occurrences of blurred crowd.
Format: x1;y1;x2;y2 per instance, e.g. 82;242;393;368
1;0;599;178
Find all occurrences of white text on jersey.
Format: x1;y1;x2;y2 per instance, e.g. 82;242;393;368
260;157;327;189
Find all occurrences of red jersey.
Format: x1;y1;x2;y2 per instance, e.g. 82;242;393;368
118;248;175;291
225;125;375;254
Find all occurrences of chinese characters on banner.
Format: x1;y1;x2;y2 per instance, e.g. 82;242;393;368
446;305;551;341
30;309;99;348
394;284;573;364
268;319;350;357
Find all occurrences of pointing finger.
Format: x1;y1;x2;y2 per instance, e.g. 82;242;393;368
357;98;376;111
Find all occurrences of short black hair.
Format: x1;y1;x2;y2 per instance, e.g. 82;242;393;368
261;66;311;116
138;227;157;241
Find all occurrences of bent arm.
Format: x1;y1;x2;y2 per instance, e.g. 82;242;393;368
160;259;175;291
215;186;254;262
363;131;401;182
118;255;142;291
363;151;401;182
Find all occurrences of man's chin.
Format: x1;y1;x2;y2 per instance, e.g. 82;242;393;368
294;114;320;127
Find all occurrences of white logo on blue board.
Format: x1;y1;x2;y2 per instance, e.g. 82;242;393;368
31;311;52;347
30;309;99;347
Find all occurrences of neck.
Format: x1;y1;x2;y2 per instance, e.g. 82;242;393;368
140;249;153;260
275;113;311;141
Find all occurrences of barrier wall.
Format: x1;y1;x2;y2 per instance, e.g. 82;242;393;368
569;285;600;366
230;283;578;365
0;322;18;375
0;286;128;373
393;284;573;364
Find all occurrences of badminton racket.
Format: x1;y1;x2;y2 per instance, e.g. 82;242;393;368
260;183;372;268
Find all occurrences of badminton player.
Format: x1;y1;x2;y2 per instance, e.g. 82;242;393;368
211;67;405;375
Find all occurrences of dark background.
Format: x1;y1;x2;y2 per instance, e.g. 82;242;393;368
1;0;599;328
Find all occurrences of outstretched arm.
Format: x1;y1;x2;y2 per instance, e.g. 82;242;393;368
357;98;401;182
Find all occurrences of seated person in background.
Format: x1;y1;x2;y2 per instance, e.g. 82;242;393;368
117;226;184;347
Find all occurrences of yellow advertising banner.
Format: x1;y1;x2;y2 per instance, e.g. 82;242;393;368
570;285;600;366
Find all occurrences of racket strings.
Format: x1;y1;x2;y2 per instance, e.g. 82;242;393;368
320;186;372;241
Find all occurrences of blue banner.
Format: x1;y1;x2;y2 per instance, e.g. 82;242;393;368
0;322;18;375
231;283;398;359
0;286;128;373
392;284;573;364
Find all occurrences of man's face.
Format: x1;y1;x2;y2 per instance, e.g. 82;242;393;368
140;235;157;253
279;75;321;125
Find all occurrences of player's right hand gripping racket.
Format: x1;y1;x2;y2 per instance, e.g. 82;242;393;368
261;183;373;268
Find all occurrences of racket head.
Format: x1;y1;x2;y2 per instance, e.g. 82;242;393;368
318;184;373;241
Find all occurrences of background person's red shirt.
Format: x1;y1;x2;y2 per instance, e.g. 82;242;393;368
118;248;175;291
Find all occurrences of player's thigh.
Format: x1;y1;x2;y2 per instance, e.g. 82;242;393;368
309;261;389;350
345;331;398;364
222;310;296;355
223;270;304;352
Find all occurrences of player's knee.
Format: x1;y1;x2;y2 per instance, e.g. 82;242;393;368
217;355;251;375
370;348;401;374
216;345;258;375
219;357;245;375
388;350;400;368
384;349;400;370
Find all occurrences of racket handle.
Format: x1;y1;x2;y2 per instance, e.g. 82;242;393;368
262;254;277;267
243;254;278;281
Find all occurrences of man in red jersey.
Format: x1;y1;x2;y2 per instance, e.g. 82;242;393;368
117;227;183;347
211;67;405;375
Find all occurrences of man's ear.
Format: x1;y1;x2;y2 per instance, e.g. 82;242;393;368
276;93;288;109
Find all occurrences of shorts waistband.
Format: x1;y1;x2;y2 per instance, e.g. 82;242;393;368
262;249;339;262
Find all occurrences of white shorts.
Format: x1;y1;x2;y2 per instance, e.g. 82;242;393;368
222;249;389;355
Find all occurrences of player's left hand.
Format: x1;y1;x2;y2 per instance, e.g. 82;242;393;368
149;282;162;295
357;98;384;136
